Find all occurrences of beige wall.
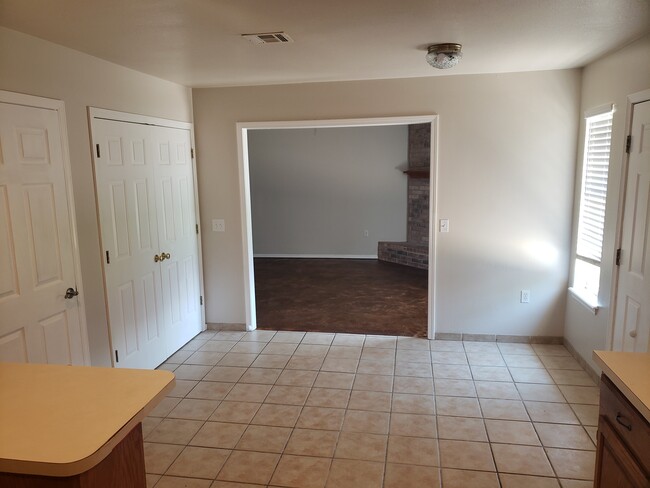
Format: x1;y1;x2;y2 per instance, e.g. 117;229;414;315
193;69;581;336
564;34;650;372
248;126;408;256
0;28;194;366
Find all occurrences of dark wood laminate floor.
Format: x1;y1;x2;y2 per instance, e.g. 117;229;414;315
254;258;428;337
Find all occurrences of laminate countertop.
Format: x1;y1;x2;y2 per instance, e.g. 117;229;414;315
0;363;174;476
593;350;650;423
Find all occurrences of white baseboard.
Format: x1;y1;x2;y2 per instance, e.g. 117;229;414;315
253;254;378;259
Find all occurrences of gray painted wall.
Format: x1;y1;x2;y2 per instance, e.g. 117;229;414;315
248;126;408;257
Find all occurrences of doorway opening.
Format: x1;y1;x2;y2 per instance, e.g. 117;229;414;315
236;116;438;339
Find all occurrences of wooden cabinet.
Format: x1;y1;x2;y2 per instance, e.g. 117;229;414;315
594;375;650;488
0;425;145;487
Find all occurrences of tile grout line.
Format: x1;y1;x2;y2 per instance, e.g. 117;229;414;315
478;344;505;488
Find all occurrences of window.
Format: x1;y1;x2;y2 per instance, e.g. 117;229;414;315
571;105;614;308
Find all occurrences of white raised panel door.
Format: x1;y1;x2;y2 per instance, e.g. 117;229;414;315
153;126;202;353
0;101;85;364
93;119;166;368
613;99;650;352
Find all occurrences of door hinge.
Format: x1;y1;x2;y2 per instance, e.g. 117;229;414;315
191;148;195;159
106;250;110;264
196;223;199;234
616;248;622;266
200;295;203;306
96;144;101;158
626;135;631;154
115;350;119;363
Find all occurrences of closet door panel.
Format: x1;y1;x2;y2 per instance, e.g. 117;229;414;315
153;126;201;355
92;119;165;369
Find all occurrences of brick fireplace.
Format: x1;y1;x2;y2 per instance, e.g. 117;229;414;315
378;123;430;269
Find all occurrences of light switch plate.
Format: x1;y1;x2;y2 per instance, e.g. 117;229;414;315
439;219;449;233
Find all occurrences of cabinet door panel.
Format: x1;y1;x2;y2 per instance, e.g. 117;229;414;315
595;417;648;488
599;375;650;467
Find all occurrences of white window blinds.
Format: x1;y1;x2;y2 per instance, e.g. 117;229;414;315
576;109;613;264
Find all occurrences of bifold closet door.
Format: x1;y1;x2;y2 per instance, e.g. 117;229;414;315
92;118;201;369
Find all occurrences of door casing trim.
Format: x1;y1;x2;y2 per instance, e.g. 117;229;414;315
236;115;439;339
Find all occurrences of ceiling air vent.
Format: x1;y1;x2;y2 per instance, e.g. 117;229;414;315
241;32;293;44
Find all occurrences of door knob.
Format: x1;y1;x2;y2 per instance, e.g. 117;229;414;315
629;330;637;338
154;253;171;263
64;287;79;299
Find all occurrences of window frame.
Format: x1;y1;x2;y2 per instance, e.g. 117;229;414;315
569;103;615;313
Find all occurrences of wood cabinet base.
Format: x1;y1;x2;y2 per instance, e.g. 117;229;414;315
594;374;650;488
595;416;648;487
0;423;146;488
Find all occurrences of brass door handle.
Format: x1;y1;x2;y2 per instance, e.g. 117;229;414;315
154;253;171;263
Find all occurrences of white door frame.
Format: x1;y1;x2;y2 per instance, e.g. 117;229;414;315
606;88;650;350
236;115;439;339
0;90;90;364
88;107;207;364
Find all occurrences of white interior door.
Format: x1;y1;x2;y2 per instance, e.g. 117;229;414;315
153;126;202;351
613;99;650;352
93;119;166;369
0;98;86;364
92;113;202;369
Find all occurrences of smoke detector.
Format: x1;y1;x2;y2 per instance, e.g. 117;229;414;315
242;32;294;44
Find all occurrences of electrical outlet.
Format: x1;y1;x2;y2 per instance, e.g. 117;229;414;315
363;230;369;237
212;219;225;232
520;290;530;303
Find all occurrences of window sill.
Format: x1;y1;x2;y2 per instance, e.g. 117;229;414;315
568;287;599;315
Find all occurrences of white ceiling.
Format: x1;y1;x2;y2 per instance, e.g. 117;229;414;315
1;0;648;88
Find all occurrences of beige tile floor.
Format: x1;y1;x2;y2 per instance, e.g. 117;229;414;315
144;330;599;488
